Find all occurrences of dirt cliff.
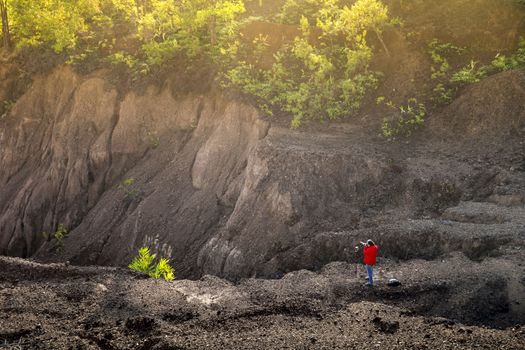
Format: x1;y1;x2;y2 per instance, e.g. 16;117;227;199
0;64;524;283
0;66;271;278
1;0;524;283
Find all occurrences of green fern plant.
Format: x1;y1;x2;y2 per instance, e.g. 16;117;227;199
128;247;156;274
151;258;175;280
128;247;174;281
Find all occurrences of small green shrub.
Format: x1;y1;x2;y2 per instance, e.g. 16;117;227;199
128;247;155;274
3;99;15;112
1;100;16;119
432;83;453;105
42;224;69;249
429;37;525;106
428;39;465;80
427;39;467;105
491;54;510;71
381;98;426;140
128;247;174;281
450;60;487;84
151;258;175;280
119;177;138;200
491;37;525;71
146;132;160;149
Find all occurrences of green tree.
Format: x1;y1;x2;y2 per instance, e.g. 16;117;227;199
6;0;138;53
339;0;390;56
278;0;335;24
0;0;11;48
135;0;245;68
9;0;92;52
3;0;246;74
0;0;11;47
226;0;388;128
105;0;245;74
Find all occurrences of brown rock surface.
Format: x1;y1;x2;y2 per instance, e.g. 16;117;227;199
1;66;525;282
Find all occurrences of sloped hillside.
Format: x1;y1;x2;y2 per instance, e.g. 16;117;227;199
0;0;524;282
0;65;523;281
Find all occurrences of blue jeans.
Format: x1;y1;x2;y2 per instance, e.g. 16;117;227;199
366;265;374;285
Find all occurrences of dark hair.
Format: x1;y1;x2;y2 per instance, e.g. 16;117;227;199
367;239;375;246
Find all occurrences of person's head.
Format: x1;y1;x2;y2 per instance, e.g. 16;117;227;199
367;239;375;246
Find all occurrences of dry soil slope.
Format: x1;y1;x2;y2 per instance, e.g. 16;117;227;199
0;65;524;280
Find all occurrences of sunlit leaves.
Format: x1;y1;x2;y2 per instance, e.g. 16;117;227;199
129;246;175;281
137;0;181;41
10;0;89;52
6;0;245;69
5;0;391;129
226;0;388;127
7;0;136;52
339;0;388;39
151;257;174;280
131;0;245;69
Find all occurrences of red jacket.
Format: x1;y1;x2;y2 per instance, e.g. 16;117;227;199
363;245;378;266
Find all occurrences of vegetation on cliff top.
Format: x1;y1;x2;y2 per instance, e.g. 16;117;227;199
225;0;391;127
1;0;524;129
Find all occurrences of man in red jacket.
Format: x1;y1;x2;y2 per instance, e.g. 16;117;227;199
362;239;378;286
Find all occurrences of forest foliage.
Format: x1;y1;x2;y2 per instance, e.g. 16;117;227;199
225;0;390;127
1;0;524;129
0;0;391;127
1;0;245;68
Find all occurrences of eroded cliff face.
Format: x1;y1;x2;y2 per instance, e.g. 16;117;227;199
0;66;272;277
0;66;395;277
1;66;524;280
0;68;117;256
59;83;271;278
197;130;398;278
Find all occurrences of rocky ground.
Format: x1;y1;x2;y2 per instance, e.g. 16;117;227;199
1;246;524;349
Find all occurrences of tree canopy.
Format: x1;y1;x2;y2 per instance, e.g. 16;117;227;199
1;0;390;127
3;0;521;129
